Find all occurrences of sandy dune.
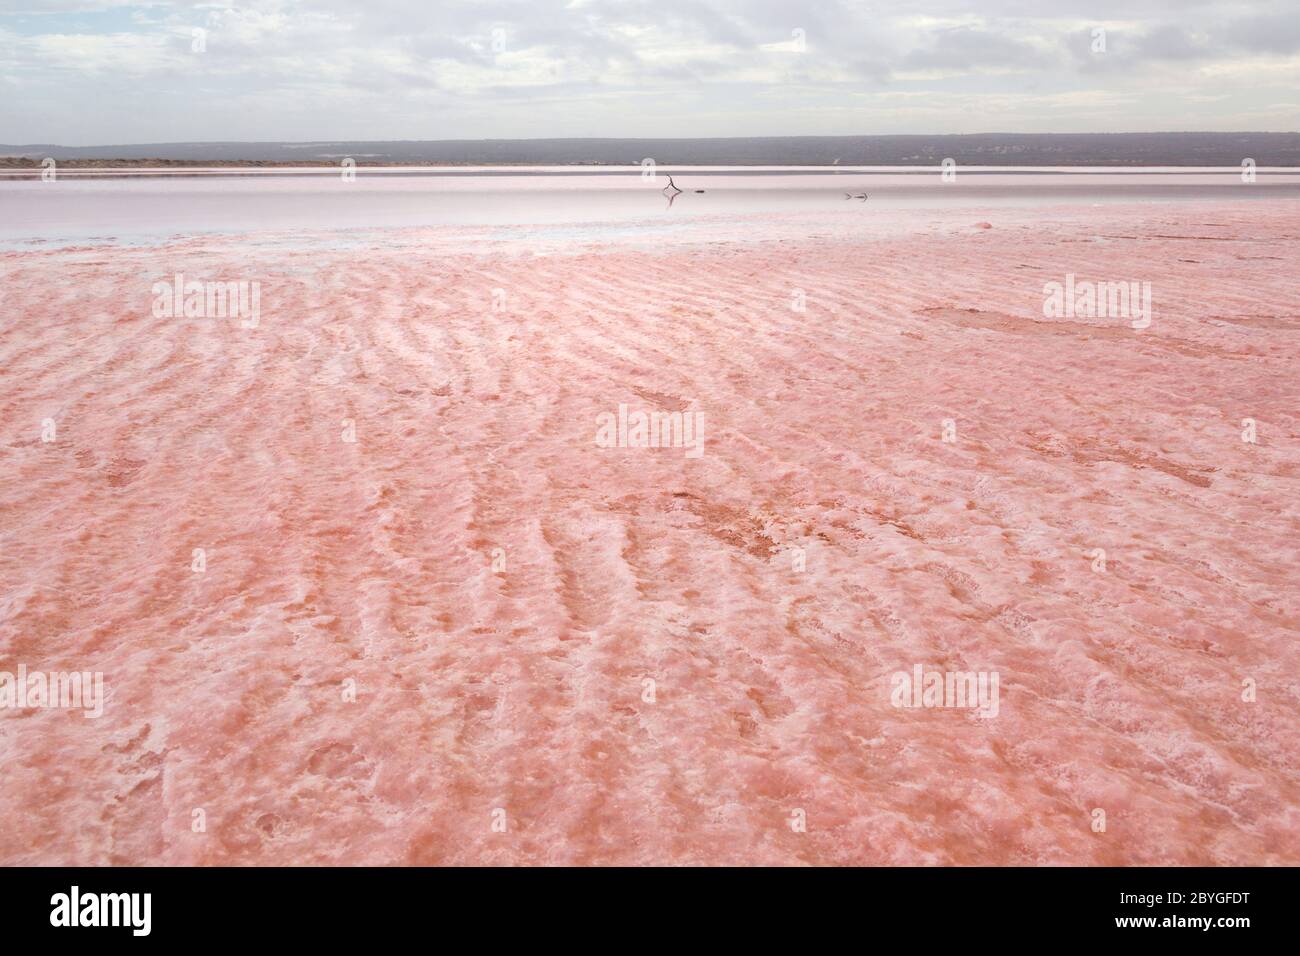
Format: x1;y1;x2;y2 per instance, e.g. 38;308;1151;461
1;203;1297;865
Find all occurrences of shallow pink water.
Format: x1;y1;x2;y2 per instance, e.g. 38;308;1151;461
1;202;1297;864
4;167;1300;243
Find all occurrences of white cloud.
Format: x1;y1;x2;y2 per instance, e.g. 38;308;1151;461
0;0;1297;143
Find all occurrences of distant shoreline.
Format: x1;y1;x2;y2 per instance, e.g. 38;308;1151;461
0;158;545;169
4;159;1300;172
6;160;1300;179
6;132;1300;167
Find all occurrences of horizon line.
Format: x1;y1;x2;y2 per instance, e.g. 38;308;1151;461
7;130;1300;150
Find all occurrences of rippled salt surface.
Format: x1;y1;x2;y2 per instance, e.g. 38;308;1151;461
0;195;1297;865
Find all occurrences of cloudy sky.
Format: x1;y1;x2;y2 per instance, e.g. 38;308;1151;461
2;0;1298;145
